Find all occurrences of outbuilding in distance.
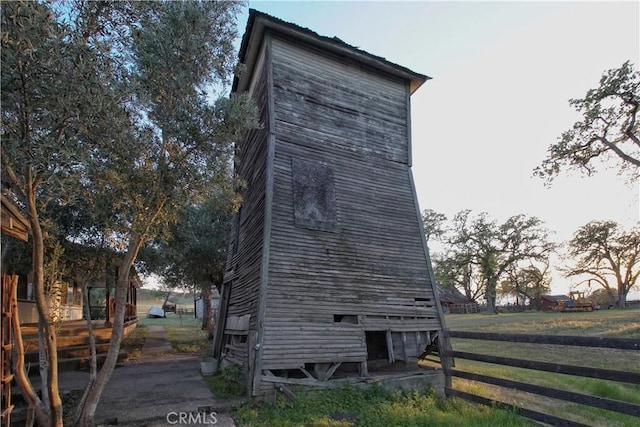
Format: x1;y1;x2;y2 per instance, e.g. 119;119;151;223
212;9;447;397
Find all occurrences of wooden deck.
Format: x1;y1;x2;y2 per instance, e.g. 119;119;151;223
19;318;138;372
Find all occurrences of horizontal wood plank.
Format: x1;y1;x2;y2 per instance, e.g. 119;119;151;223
448;350;640;384
452;370;640;417
446;330;640;350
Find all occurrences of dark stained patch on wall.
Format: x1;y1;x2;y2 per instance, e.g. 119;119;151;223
291;158;338;232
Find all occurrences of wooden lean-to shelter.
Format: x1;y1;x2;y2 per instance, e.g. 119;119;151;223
213;10;447;397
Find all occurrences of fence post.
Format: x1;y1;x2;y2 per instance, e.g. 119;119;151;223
438;329;453;391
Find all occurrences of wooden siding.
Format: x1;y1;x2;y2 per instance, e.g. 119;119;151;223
270;37;409;164
258;37;440;370
261;323;367;370
222;52;270;359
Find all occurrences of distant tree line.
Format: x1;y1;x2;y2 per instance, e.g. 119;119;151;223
424;209;640;311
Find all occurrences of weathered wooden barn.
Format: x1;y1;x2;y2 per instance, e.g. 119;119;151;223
438;285;479;314
213;10;447;397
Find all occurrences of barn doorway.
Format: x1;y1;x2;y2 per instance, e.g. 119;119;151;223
365;331;390;361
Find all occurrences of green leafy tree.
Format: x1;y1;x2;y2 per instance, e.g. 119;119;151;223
73;2;256;425
140;192;236;330
565;220;640;308
433;250;483;303
2;1;257;425
535;61;640;182
421;209;447;243
500;260;552;309
1;2;128;424
439;210;553;313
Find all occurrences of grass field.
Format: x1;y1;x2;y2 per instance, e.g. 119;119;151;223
126;289;210;358
443;309;640;427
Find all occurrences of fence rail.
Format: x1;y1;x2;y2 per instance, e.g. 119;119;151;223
440;330;640;426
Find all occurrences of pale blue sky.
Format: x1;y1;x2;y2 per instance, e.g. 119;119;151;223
235;1;640;296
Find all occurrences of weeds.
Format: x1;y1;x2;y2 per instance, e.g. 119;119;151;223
204;364;246;399
233;385;534;427
120;324;147;359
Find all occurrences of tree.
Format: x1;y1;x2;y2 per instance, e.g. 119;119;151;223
140;192;236;330
421;209;447;243
500;260;552;309
72;2;256;424
2;2;127;424
565;220;640;308
2;1;257;425
433;250;484;303
438;210;553;313
535;61;640;182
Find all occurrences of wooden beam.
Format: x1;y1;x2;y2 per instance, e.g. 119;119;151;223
252;36;275;397
323;362;342;381
450;351;640;384
445;330;640;350
278;384;297;401
386;330;395;363
452;370;640;417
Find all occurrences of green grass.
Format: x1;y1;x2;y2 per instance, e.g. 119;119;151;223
443;309;640;427
234;385;536;427
120;323;148;359
204;364;247;399
444;309;640;337
139;314;212;356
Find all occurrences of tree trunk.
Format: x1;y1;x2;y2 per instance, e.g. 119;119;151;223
486;279;498;313
193;290;197;319
9;276;49;425
37;320;49;412
617;286;628;308
27;180;63;427
73;283;98;426
201;286;212;335
162;291;171;310
74;233;144;426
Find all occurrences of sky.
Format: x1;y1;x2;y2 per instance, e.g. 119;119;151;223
232;1;640;298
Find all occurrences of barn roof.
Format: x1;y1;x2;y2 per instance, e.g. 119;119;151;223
233;9;430;95
1;194;29;242
437;284;472;304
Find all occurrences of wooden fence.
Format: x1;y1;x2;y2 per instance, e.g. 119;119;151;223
440;330;640;426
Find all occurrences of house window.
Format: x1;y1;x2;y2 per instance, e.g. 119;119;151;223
16;276;34;301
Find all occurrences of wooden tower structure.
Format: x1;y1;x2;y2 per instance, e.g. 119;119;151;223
213;10;447;397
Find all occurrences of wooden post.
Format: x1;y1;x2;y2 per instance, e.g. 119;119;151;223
104;287;111;327
438;330;453;391
1;274;16;425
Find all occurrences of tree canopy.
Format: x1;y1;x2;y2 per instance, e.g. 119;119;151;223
1;1;256;425
535;61;640;183
564;220;640;308
426;210;554;313
499;260;552;308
